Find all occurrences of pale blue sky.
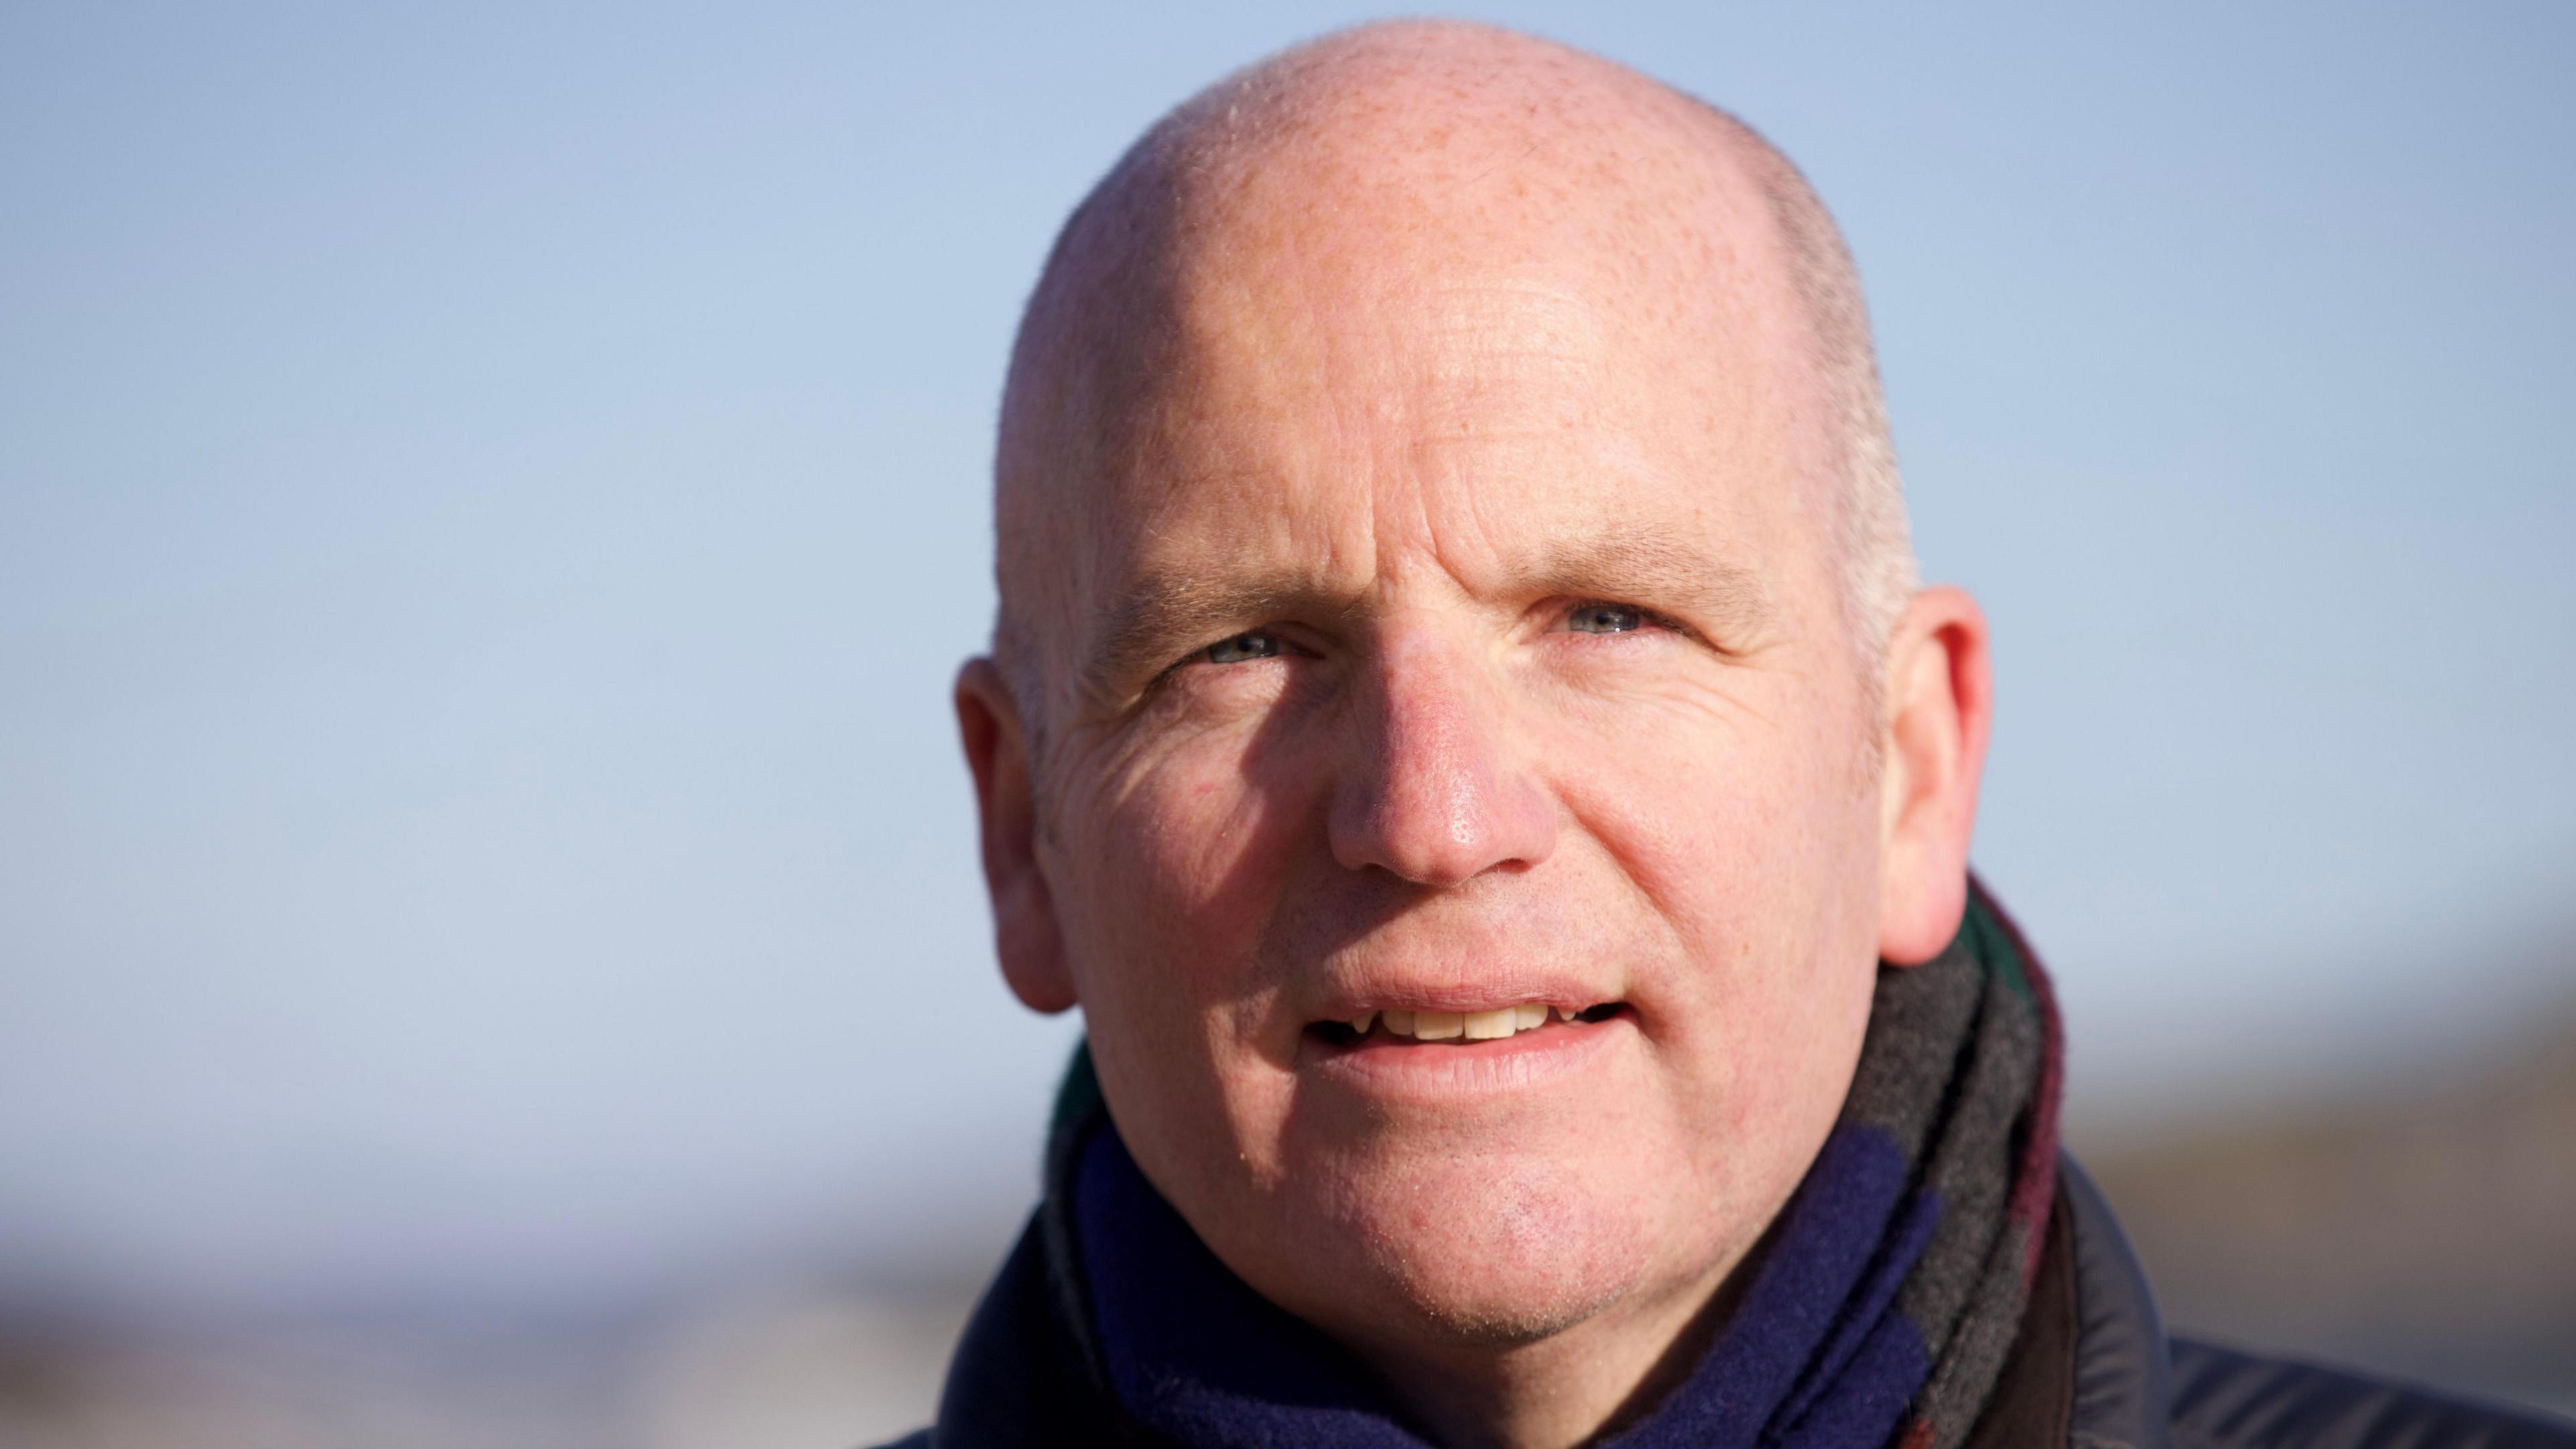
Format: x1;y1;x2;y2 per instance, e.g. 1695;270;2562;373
3;2;2570;1320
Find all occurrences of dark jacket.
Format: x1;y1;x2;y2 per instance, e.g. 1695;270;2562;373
882;1152;2571;1448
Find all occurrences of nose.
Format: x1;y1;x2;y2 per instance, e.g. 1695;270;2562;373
1326;635;1558;887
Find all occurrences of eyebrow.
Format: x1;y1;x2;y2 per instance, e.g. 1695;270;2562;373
1075;528;1772;713
1079;572;1364;712
1512;533;1773;643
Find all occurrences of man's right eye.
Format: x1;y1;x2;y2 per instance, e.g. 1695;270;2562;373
1201;631;1282;665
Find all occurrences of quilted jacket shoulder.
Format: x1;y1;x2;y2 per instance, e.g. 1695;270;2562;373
2165;1338;2573;1449
2058;1159;2571;1449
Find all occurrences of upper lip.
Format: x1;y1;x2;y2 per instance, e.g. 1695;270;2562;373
1305;971;1619;1022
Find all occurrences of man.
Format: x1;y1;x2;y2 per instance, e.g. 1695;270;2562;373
904;21;2571;1449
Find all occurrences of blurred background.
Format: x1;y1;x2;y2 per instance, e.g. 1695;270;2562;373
3;2;2570;1444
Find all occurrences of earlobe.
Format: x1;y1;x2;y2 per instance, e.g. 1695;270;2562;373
954;657;1078;1014
1875;587;1994;965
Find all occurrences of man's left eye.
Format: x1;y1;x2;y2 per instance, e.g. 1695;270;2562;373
1564;603;1646;634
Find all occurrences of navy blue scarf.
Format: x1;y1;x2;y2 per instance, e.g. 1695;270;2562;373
1065;886;2063;1449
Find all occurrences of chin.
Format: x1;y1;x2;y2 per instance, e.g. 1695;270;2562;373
1261;1142;1685;1352
1378;1263;1626;1350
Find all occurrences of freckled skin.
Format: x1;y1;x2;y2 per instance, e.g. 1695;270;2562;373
956;21;1993;1449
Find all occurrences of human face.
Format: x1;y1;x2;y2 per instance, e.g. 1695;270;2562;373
997;211;1889;1355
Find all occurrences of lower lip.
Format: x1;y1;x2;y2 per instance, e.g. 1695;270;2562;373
1300;1013;1633;1099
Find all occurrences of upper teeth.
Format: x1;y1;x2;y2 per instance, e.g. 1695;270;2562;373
1354;1003;1589;1041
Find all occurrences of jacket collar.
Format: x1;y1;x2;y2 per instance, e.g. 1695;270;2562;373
2059;1155;2174;1449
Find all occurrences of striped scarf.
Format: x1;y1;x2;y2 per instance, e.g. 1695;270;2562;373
1058;881;2063;1448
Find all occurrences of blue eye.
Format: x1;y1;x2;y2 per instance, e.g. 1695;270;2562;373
1566;603;1645;634
1203;631;1282;664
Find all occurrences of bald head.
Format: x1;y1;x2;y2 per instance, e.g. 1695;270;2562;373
994;20;1914;733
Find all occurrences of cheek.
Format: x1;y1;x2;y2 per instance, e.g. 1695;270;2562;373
1546;674;1883;1123
1056;733;1349;1216
1558;682;1878;937
1081;745;1305;958
1048;731;1320;1081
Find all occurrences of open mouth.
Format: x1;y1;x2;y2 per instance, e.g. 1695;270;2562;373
1307;1002;1627;1048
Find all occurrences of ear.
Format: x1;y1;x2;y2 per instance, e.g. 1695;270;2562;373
1875;586;1994;965
955;657;1077;1013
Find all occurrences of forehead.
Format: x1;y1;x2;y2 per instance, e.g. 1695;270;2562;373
1081;174;1823;604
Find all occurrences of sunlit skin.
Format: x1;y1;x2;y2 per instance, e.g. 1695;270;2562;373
956;24;1992;1449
